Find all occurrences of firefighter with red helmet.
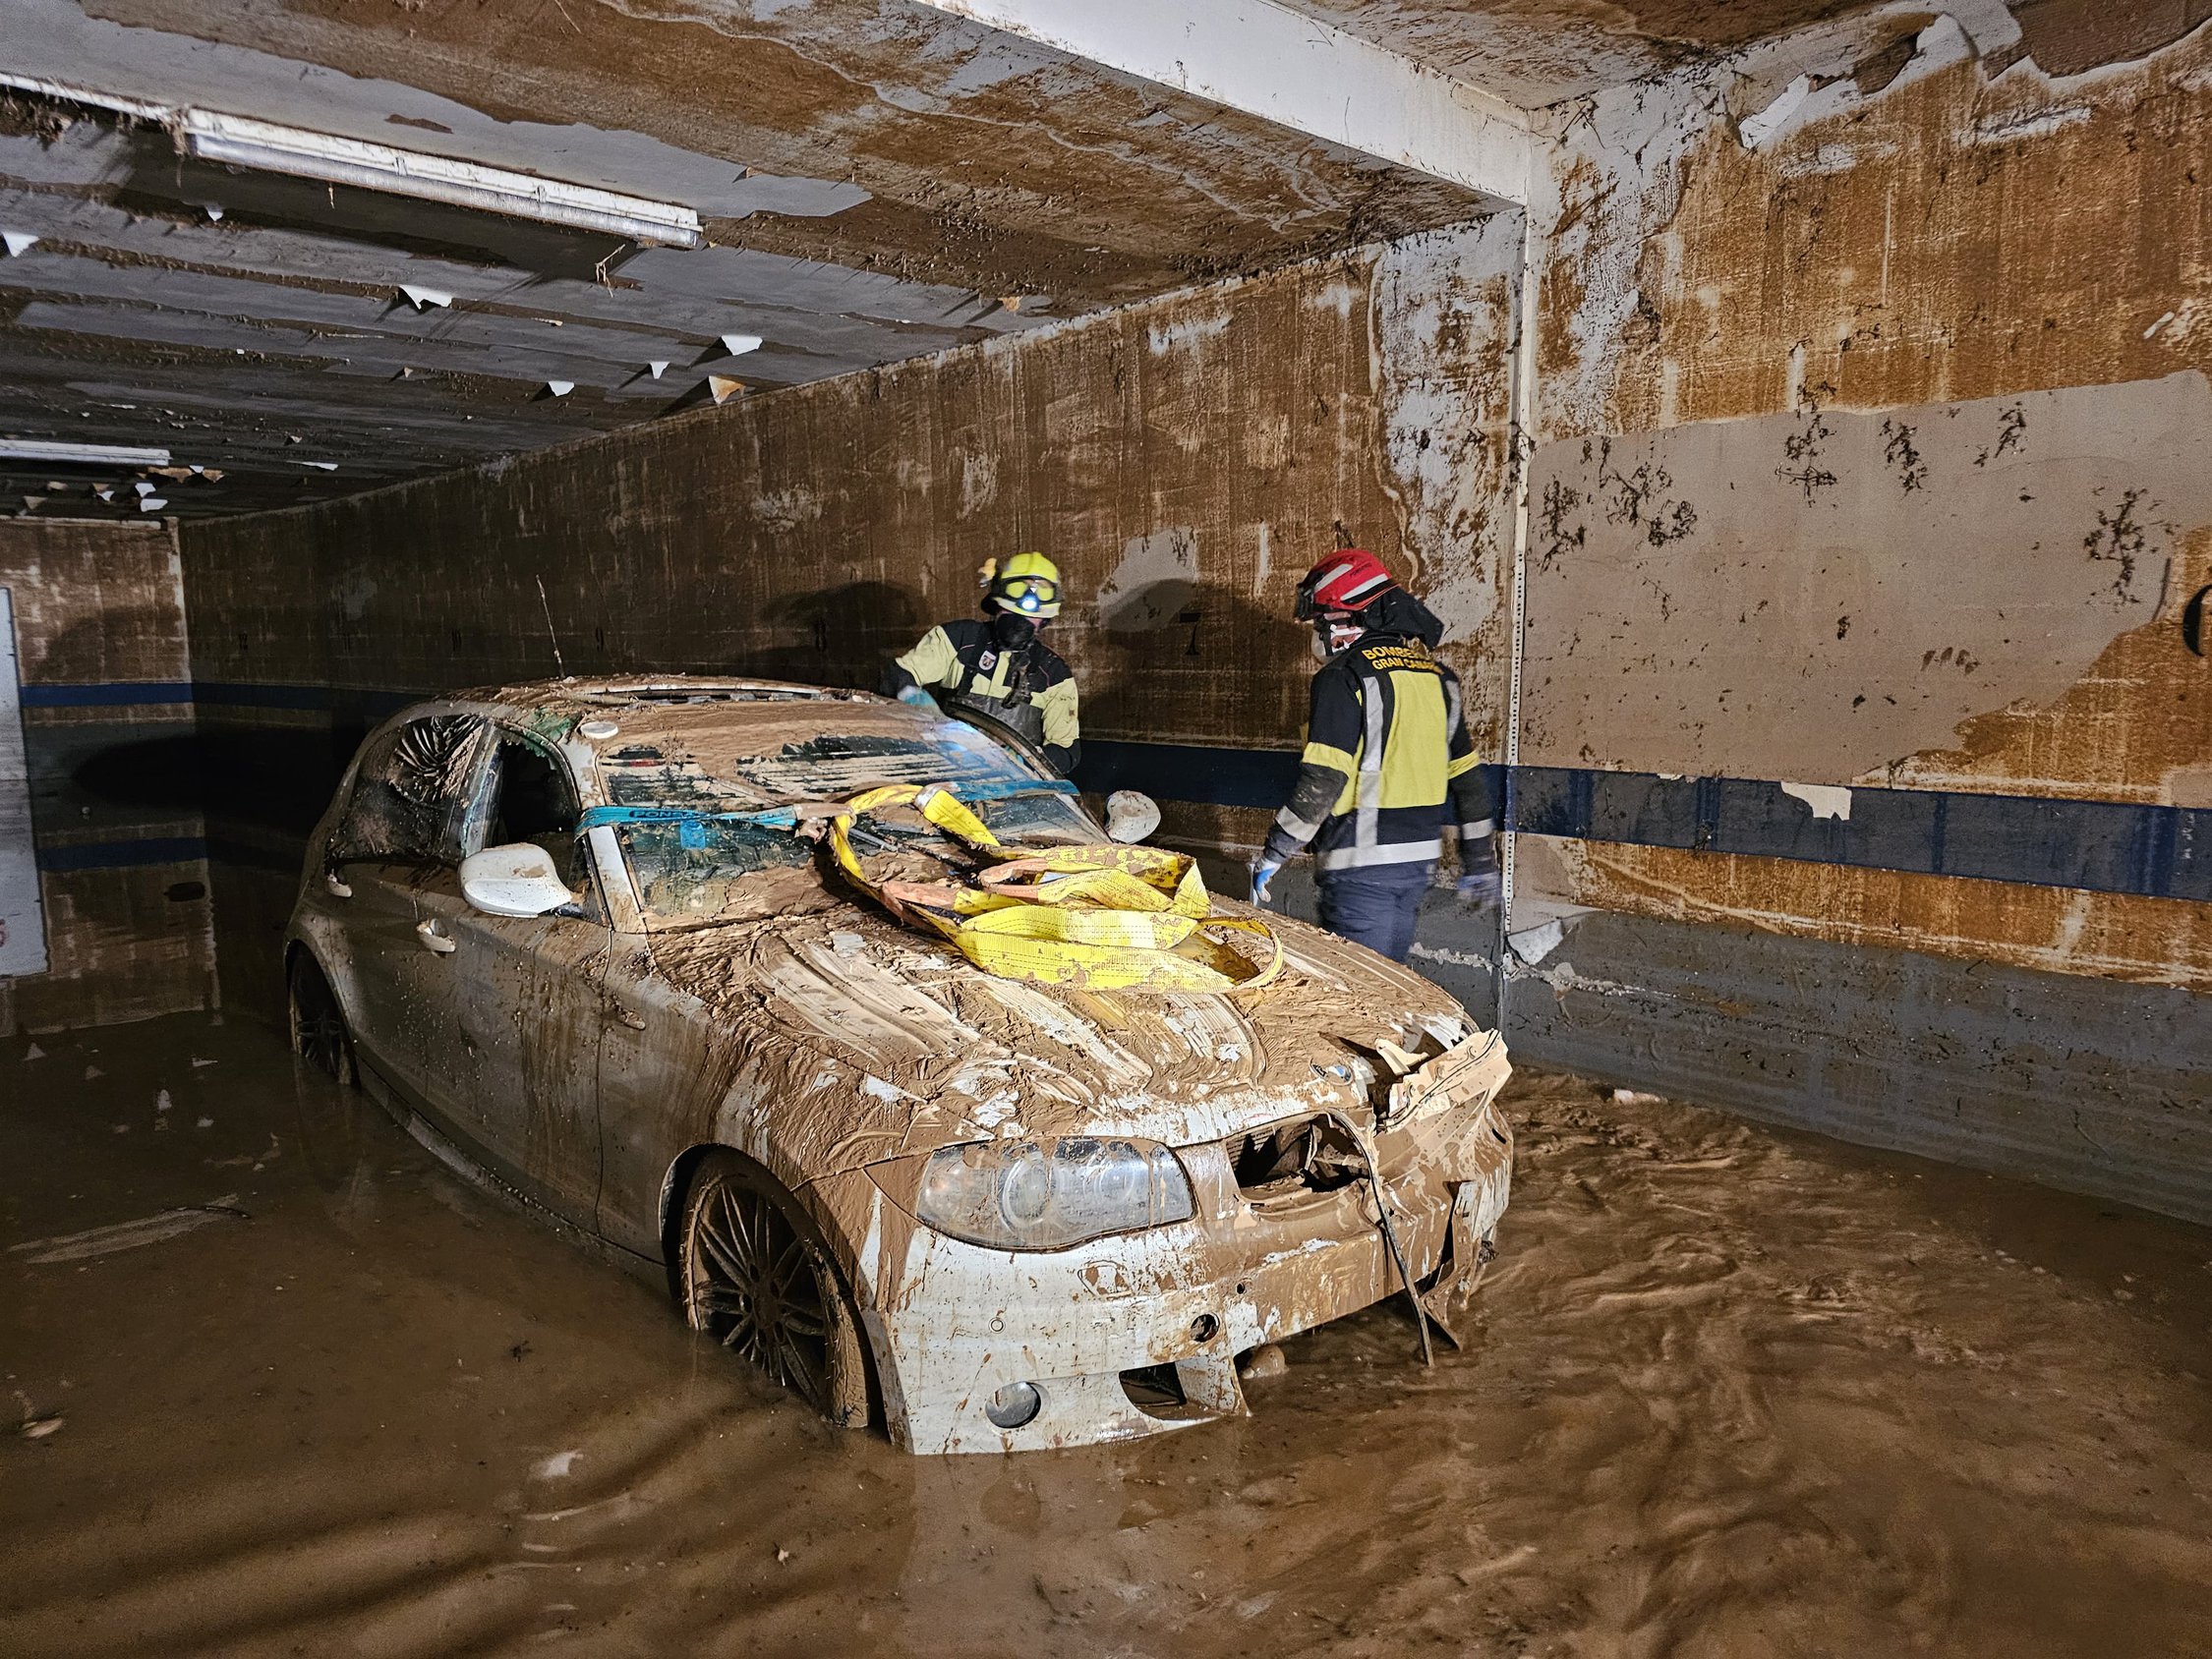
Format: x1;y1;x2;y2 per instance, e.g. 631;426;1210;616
1248;549;1498;961
883;551;1081;776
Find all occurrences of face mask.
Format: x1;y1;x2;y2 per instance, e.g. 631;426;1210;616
992;609;1039;650
1311;618;1362;659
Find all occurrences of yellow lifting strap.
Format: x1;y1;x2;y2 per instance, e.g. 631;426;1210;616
815;783;1283;994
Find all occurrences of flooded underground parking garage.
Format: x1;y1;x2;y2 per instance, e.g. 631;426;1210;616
5;0;2212;1650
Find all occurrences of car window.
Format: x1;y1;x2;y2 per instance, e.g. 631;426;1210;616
485;733;585;887
330;715;493;866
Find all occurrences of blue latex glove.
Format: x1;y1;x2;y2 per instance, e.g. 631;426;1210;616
1249;855;1284;906
896;684;941;714
1458;868;1501;910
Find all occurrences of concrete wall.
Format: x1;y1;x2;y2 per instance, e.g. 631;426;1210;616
0;520;216;1034
1470;14;2212;1220
178;216;1524;852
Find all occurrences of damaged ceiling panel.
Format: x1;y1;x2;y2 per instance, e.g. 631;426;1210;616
0;0;1485;517
1256;0;2210;110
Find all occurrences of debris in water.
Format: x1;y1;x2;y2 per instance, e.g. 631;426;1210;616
155;1090;173;1113
24;1043;43;1060
192;1058;217;1068
775;1546;791;1563
197;1116;213;1129
7;1195;246;1264
1614;1089;1665;1107
534;1451;581;1479
1239;1344;1288;1381
84;1065;102;1080
21;1413;64;1440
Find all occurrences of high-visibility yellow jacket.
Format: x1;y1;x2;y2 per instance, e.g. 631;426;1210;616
1262;627;1494;875
887;619;1081;774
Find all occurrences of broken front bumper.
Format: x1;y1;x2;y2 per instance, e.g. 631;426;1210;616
825;1036;1513;1455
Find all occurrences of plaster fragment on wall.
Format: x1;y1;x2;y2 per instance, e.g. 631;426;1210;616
1522;372;2212;783
1097;527;1198;634
1972;104;2092;143
1144;313;1231;356
1780;781;1853;820
1508;919;1566;964
1373;218;1519;642
958;450;998;517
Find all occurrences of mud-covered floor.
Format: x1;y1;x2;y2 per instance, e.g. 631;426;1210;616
3;1012;2208;1658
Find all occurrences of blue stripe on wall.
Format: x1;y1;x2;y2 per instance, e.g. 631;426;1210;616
21;681;193;707
38;687;2197;904
36;836;207;873
192;680;418;715
1076;741;2204;904
1509;767;2210;903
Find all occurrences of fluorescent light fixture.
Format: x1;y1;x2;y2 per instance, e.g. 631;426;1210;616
0;75;703;248
181;111;704;248
0;438;172;467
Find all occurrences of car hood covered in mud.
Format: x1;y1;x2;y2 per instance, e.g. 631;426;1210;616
642;868;1478;1174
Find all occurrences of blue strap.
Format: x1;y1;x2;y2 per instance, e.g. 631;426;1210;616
576;776;1076;834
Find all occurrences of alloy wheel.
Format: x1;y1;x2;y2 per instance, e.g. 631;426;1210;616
686;1172;835;1414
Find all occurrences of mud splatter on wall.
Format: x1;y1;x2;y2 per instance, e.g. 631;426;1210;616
1521;21;2212;992
179;218;1522;792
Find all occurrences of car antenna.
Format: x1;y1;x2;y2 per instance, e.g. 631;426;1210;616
533;574;566;675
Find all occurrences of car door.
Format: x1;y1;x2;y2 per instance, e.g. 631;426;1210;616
321;713;495;1112
420;727;611;1229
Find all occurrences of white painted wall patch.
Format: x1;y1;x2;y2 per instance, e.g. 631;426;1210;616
1780;781;1853;821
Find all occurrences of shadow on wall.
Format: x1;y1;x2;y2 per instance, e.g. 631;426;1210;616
1084;577;1311;753
735;581;924;688
74;729;357;840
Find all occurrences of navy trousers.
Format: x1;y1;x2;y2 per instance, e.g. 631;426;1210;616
1316;861;1434;963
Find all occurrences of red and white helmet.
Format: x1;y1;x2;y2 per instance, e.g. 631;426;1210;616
1294;547;1397;621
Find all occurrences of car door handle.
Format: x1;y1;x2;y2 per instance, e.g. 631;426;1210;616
416;918;458;954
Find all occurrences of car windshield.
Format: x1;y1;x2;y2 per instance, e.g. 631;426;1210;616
598;719;1100;926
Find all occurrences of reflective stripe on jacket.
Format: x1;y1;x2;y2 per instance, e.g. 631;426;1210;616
888;619;1080;771
1262;631;1494;873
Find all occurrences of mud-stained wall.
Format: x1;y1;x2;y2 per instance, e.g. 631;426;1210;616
1521;20;2212;994
0;520;215;1034
179;219;1523;863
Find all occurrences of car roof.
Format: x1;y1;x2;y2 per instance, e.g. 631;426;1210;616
439;675;1044;798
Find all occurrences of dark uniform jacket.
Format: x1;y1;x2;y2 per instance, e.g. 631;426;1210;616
885;618;1081;775
1262;593;1494;875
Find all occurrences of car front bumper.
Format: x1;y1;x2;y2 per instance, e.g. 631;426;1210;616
814;1041;1513;1455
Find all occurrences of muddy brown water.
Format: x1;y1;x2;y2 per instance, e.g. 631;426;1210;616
4;1013;2209;1657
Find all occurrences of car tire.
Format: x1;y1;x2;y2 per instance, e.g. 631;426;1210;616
288;950;356;1087
678;1151;873;1430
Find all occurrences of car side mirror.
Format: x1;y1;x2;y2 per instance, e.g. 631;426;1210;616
1105;790;1161;845
459;842;578;918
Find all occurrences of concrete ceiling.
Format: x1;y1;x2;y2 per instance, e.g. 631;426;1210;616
0;0;1485;518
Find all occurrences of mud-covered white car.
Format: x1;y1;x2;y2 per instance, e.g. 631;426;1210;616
285;676;1512;1453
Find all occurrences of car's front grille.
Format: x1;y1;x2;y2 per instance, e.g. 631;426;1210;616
1228;1114;1366;1206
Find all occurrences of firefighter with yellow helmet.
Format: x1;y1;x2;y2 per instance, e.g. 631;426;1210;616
882;551;1081;775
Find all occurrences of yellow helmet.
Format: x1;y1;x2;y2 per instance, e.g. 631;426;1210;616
980;550;1063;619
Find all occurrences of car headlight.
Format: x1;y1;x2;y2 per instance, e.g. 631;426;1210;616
913;1136;1195;1251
